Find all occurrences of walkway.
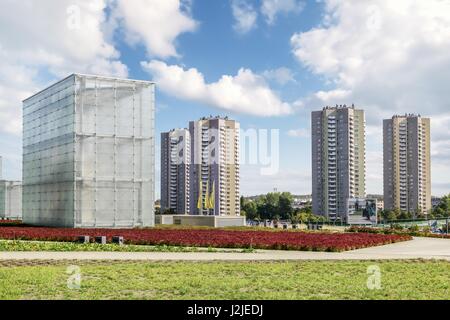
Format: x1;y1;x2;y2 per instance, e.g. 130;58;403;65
1;237;449;261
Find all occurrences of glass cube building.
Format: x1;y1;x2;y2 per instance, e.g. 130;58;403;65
22;74;155;228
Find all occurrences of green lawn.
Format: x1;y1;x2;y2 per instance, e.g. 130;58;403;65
0;240;237;253
0;260;448;300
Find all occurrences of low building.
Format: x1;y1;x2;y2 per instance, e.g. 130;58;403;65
0;180;22;220
377;199;384;211
155;214;246;228
431;196;442;209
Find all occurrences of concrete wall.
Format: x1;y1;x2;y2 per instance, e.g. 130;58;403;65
156;215;246;227
155;215;174;225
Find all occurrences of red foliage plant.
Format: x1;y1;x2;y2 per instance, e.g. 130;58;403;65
0;226;412;252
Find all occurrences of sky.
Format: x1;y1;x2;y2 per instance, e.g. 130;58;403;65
0;0;449;197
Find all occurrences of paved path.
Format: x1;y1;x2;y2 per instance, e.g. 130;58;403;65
1;237;449;261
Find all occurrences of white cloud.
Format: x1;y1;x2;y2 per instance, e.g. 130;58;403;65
291;0;450;116
0;0;128;137
291;0;450;195
0;0;128;78
112;0;198;58
287;128;310;138
141;60;293;116
0;54;38;135
262;67;296;85
261;0;305;25
231;0;258;34
431;114;450;165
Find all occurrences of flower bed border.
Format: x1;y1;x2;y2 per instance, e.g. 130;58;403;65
0;226;412;252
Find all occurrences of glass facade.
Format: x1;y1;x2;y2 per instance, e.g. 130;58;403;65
23;74;155;228
0;181;22;220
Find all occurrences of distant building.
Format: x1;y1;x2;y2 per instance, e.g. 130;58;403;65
383;114;431;215
0;157;22;220
367;194;384;211
160;129;191;214
376;199;384;211
189;116;240;216
292;195;312;209
22;74;155;228
311;105;366;220
431;196;441;209
0;181;22;220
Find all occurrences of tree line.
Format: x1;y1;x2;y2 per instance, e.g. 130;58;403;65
240;192;327;223
379;194;450;221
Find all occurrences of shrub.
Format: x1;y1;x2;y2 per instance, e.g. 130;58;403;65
390;224;404;231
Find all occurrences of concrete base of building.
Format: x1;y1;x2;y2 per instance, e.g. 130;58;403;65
155;215;246;228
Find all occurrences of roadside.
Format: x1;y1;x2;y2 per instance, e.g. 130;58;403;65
1;237;449;261
0;240;251;253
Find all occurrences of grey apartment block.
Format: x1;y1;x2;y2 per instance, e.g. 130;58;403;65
189;117;240;216
383;114;431;215
311;105;366;220
22;74;155;228
160;129;191;214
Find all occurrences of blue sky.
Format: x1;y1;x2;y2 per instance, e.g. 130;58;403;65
0;0;449;197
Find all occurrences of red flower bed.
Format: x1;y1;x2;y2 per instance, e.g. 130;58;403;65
0;226;412;252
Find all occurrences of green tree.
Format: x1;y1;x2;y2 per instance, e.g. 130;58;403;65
258;193;280;220
299;206;312;214
278;192;293;220
297;212;311;224
243;201;258;220
398;210;412;220
240;196;246;209
162;208;176;215
433;207;445;218
433;195;450;217
382;208;399;221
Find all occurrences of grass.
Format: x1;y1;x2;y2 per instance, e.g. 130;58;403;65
0;260;448;300
0;240;252;253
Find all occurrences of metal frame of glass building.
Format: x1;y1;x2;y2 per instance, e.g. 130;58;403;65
22;74;155;228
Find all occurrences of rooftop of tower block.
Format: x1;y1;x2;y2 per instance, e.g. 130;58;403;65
392;113;423;118
167;128;188;133
323;104;356;110
198;115;233;121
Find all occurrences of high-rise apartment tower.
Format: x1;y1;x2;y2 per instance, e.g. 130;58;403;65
383;114;431;215
160;129;191;214
189;117;240;216
311;105;366;220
